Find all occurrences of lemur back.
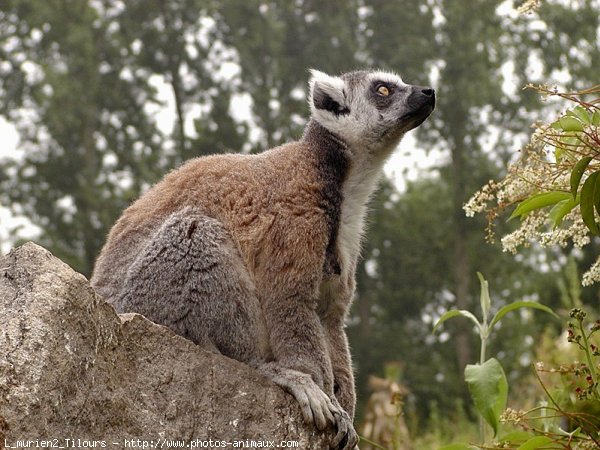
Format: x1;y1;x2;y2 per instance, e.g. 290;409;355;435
92;69;435;450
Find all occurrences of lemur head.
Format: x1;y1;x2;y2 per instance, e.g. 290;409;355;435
308;69;435;151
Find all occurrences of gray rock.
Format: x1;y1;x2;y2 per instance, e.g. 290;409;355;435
0;242;330;448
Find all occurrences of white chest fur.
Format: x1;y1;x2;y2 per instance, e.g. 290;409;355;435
336;157;382;278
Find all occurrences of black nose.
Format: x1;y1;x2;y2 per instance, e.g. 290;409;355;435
409;85;435;102
406;85;436;115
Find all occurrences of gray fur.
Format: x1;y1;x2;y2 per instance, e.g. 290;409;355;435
92;69;435;450
115;208;268;361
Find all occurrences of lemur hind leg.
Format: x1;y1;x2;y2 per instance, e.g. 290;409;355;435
113;208;355;449
114;208;264;362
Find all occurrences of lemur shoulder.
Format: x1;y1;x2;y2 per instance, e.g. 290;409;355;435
91;69;435;450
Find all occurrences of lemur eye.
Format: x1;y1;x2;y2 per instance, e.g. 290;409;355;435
377;85;390;96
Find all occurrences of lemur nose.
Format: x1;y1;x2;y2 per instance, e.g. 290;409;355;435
421;88;435;97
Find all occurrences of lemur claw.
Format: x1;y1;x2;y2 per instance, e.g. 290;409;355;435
329;399;358;450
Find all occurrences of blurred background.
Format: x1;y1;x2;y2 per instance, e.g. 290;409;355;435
0;0;598;447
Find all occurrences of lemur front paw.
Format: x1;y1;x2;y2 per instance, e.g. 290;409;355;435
329;398;358;450
290;375;358;449
286;371;335;430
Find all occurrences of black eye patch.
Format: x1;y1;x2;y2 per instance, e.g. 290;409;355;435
370;81;396;109
373;81;395;95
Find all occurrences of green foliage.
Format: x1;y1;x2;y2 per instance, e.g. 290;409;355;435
496;309;600;449
214;0;361;149
508;192;572;221
567;309;600;401
433;272;556;446
365;3;569;422
507;100;600;235
434;273;557;363
548;196;579;229
570;156;593;199
516;436;553;450
0;0;247;273
412;400;478;450
474;86;600;283
1;0;158;271
352;175;558;428
579;171;600;236
439;445;476;450
520;1;599;88
437;297;600;449
490;302;557;330
464;358;507;437
557;255;583;310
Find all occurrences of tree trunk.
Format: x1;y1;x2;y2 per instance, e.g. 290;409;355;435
170;63;188;157
450;132;473;375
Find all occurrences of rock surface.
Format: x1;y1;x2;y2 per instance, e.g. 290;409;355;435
0;242;330;448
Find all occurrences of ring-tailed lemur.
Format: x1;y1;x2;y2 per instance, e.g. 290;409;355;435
91;69;435;450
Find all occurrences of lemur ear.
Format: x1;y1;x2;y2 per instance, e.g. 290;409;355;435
309;69;350;116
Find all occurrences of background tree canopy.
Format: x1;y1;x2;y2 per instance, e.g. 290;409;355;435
0;0;598;445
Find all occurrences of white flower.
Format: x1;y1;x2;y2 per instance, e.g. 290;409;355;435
463;180;497;217
469;84;600;284
582;255;600;286
517;0;541;14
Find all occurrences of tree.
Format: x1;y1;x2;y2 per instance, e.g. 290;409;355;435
0;0;246;274
0;0;160;272
354;0;520;415
353;0;599;423
214;0;362;149
115;0;247;162
349;175;558;423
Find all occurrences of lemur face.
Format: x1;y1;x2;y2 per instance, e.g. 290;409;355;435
309;69;435;149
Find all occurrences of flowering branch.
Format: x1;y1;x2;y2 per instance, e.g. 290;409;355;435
465;85;600;284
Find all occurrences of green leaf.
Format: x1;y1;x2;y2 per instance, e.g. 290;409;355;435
464;358;508;437
580;171;600;235
498;431;535;444
477;272;491;320
489;301;558;330
517;436;553;450
568;106;592;124
592;111;600;126
433;310;481;334
556;136;580;162
548;197;578;228
559;116;584;132
594;175;600;217
560;135;580;148
570;156;593;198
550;118;562;129
554;146;566;161
509;191;572;221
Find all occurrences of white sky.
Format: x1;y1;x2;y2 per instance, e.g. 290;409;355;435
0;117;26;253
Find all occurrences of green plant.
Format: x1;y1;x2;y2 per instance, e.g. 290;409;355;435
465;85;600;285
567;309;600;402
507;101;600;233
435;302;600;449
497;309;600;449
433;272;557;448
